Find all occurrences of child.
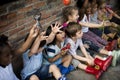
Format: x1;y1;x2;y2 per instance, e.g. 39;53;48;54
62;6;117;53
62;6;107;48
21;22;69;80
98;0;120;23
43;23;73;75
89;2;103;37
90;2;118;47
0;25;40;80
97;1;119;46
0;35;19;80
65;22;113;79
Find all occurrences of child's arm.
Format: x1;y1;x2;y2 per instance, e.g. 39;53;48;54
47;49;67;63
106;8;120;19
80;45;89;58
29;32;48;57
46;22;62;44
72;54;88;62
47;45;69;63
97;10;109;21
15;25;39;55
79;21;104;28
48;53;62;63
73;54;94;66
83;0;89;8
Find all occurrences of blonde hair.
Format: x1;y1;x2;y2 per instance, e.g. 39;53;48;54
65;22;82;38
62;6;78;23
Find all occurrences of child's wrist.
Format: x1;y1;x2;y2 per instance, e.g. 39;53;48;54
59;53;62;57
51;31;56;35
28;34;35;40
60;50;65;56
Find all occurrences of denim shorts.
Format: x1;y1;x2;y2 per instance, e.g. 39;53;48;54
25;65;51;80
54;58;62;66
82;38;101;53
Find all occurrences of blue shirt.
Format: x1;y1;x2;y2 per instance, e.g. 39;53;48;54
21;50;43;80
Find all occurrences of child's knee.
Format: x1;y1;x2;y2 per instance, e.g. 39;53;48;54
67;55;72;61
29;75;39;80
50;64;58;71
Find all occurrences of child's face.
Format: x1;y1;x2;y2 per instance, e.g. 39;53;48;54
86;7;91;15
56;31;65;42
92;4;98;13
76;30;83;39
0;46;12;66
69;10;79;22
100;3;106;12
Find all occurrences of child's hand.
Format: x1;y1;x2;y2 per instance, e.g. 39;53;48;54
29;24;39;38
39;31;48;41
61;49;68;56
60;43;71;56
103;21;111;27
83;44;89;49
87;59;94;66
100;21;104;27
111;22;118;28
61;43;71;50
51;22;62;34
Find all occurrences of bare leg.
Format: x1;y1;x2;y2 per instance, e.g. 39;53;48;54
78;63;87;70
49;64;62;80
88;54;94;61
99;48;109;56
62;55;72;67
94;55;104;60
30;75;39;80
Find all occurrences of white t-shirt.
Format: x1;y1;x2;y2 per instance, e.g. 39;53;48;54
43;42;64;65
80;14;89;33
65;38;83;55
90;11;99;24
0;64;19;80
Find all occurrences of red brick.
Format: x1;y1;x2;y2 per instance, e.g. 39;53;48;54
33;1;46;9
9;1;25;12
0;6;7;15
18;29;27;36
40;19;46;25
9;25;25;36
17;16;33;27
18;5;33;13
17;19;26;26
26;16;33;22
17;13;25;20
25;0;33;5
7;12;17;20
52;9;60;15
41;11;51;19
32;0;39;2
45;15;56;24
0;20;8;28
25;20;35;29
0;0;72;46
26;0;40;5
7;12;18;24
9;34;18;42
0;22;17;33
0;14;7;21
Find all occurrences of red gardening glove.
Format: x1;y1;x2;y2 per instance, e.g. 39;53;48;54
62;43;71;50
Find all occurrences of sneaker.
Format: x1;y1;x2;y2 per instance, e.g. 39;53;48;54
59;75;69;80
111;50;120;66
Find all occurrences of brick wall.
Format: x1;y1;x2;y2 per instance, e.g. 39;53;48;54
0;0;76;47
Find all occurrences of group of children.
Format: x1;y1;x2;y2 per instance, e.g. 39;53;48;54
0;0;120;80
